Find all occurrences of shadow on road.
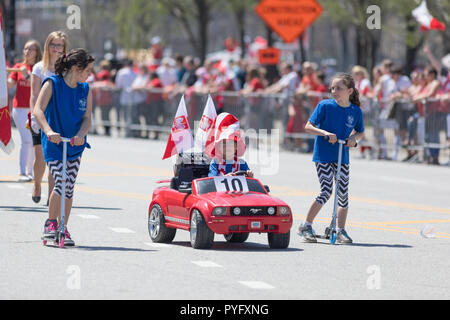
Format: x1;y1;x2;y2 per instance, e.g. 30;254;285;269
0;205;123;213
75;246;155;252
348;242;413;248
314;241;413;248
0;206;47;213
72;206;123;211
170;241;303;252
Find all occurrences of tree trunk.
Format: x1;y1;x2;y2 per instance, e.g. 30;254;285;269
405;13;425;76
196;0;209;64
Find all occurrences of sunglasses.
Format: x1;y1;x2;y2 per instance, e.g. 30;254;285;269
49;43;65;49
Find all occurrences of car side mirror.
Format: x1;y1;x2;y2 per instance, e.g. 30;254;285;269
264;185;270;193
179;183;192;194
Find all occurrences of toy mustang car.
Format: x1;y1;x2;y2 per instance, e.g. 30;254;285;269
147;153;293;249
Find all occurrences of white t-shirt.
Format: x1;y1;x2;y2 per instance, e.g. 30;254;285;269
156;65;177;87
132;74;150;104
393;76;411;92
32;61;55;84
278;71;298;95
115;67;137;105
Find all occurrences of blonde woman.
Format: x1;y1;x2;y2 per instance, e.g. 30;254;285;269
7;40;42;182
29;31;68;204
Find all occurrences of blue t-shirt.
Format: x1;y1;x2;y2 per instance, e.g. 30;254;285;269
309;99;364;164
41;75;90;162
208;158;250;177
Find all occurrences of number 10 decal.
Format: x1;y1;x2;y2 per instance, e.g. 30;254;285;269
213;176;249;193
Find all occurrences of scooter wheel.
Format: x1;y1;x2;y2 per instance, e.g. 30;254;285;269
324;227;330;239
59;235;65;248
330;231;337;245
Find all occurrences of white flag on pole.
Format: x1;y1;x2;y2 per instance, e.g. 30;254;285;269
162;95;194;159
194;94;217;152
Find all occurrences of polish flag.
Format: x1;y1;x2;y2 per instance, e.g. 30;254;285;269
0;7;14;154
412;0;445;31
162;95;194;159
194;95;217;152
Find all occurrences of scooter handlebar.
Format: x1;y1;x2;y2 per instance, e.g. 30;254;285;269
324;136;358;147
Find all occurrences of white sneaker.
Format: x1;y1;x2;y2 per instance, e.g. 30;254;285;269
18;174;32;182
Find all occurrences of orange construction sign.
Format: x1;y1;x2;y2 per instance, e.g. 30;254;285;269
255;0;323;43
258;47;280;65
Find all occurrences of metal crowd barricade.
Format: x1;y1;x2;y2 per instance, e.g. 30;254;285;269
90;86;449;165
368;96;449;163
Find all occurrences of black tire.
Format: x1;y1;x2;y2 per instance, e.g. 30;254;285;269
268;230;290;249
148;204;176;243
224;233;249;243
190;209;214;249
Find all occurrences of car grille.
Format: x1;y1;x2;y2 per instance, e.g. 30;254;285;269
230;206;277;216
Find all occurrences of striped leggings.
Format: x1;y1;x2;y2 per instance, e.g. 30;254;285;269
315;162;350;209
47;157;81;199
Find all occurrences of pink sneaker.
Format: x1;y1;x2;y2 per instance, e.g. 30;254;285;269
43;219;57;239
63;227;75;246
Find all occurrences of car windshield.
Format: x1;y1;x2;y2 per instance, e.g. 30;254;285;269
196;177;267;195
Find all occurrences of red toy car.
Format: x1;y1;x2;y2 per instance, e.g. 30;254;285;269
147;153;293;249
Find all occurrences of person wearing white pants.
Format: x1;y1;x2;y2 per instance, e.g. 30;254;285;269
11;108;34;180
7;40;42;182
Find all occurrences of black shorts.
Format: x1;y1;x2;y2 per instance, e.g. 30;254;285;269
32;129;41;146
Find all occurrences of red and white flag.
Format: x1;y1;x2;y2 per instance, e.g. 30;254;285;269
194;94;217;152
0;7;14;154
412;0;445;31
162;95;194;159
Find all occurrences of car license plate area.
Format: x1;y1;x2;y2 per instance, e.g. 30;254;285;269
249;220;263;230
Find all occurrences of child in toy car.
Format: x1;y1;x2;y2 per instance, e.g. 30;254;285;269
205;113;253;178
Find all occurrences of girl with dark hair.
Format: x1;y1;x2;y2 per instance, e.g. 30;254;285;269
298;73;365;244
33;48;95;246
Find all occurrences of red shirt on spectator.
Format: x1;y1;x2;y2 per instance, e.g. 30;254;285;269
148;78;163;88
301;74;319;91
8;63;32;108
249;77;264;92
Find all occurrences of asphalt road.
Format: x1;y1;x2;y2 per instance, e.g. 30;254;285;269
1;128;449;300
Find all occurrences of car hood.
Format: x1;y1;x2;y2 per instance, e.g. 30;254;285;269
198;191;287;207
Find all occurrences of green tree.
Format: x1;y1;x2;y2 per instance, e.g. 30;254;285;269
156;0;217;63
226;0;259;58
113;0;157;50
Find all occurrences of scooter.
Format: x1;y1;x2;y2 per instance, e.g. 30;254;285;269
316;138;356;244
42;137;72;248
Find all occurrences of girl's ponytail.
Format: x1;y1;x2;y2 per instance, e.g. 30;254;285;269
54;49;95;77
349;86;361;107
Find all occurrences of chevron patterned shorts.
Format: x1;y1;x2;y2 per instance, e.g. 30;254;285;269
47;157;81;199
315;162;350;208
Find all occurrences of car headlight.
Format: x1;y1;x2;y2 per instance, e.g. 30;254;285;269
212;207;227;216
267;207;276;215
233;207;241;215
279;206;290;216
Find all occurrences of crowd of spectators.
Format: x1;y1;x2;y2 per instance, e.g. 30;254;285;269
8;36;447;164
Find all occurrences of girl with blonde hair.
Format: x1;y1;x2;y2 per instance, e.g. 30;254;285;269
29;31;68;204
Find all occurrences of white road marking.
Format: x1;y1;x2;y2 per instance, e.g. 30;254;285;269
191;261;223;268
109;227;136;233
77;214;100;220
238;281;274;289
6;184;25;189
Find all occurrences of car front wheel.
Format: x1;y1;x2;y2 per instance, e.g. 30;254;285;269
190;209;214;249
268;230;290;249
148;204;176;243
